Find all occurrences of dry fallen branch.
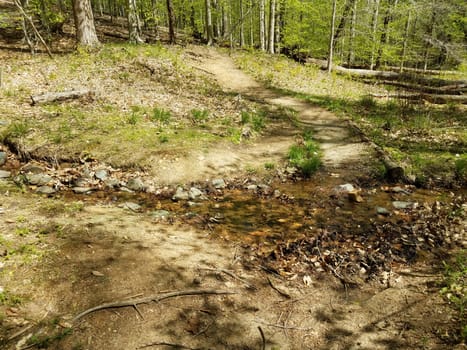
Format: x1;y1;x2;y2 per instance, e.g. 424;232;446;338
72;289;235;323
200;267;256;290
267;277;291;299
138;341;201;349
30;89;93;105
258;326;266;350
255;319;313;331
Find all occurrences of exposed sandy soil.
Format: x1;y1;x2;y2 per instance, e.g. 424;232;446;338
0;44;464;350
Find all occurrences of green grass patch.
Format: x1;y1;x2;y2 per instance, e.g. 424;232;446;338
288;133;321;178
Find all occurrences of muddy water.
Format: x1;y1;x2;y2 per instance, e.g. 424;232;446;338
59;175;462;251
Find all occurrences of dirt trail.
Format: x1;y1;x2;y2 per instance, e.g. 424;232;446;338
191;47;373;171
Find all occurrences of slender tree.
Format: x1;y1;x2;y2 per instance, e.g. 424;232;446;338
128;0;144;43
205;0;214;45
328;0;338;72
166;0;176;44
259;0;266;51
268;0;276;53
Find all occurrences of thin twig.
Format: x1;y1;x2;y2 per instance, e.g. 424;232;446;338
13;0;53;58
255;319;313;331
137;341;201;349
201;267;256;290
258;326;266;350
133;304;144;320
73;289;235;323
267;277;291;299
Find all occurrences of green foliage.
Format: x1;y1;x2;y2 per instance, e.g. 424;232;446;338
0;290;23;306
191;109;209;123
2;121;30;139
288;133;321;177
441;252;467;342
151;107;171;124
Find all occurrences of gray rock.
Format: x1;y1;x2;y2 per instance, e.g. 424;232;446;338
126;177;146;192
336;183;355;193
72;187;93;194
189;187;204;200
22;164;43;174
36;186;56;195
392;201;415;210
246;184;258;191
123;202;141;212
212;178;226;189
172;187;189;201
0;152;6;166
26;173;52;186
95;169;108;181
274;189;281;198
376;207;390;216
0;170;10;178
151;210;171;219
104;178;120;188
285;167;297;175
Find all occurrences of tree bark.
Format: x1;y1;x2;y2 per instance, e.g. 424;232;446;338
333;0;356;46
259;0;265;51
205;0;213;45
30;90;93;105
72;0;100;47
268;0;275;54
370;0;380;70
347;0;357;65
327;0;337;73
166;0;176;44
128;0;144;43
239;0;245;47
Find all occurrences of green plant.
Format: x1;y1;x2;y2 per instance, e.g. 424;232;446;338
191;109;209;123
0;290;23;306
151;107;171;124
440;251;467;342
288;134;321;177
159;134;169;143
252;114;265;132
240;111;251;125
264;162;275;170
358;96;377;109
3;121;29;139
127;112;140;125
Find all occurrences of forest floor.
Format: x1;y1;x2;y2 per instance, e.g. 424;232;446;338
0;37;466;350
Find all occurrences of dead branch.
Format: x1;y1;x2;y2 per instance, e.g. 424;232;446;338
255;319;313;331
13;0;53;58
72;289;235;323
30;89;93;105
258;326;266;350
137;341;201;349
266;277;291;299
200;267;256;290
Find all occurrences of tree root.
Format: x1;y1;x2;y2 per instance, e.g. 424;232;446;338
72;289;236;323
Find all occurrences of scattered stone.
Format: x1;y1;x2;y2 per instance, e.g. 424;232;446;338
36;186;56;195
246;184;258;191
241;126;252;139
91;271;104;277
72;187;93;194
151;210;171;219
104;178;120;189
73;178;90;187
336;183;355;193
274;189;281;198
123;202;142;212
0;170;11;178
26;173;52;186
172;187;189;201
189;187;205;200
187;201;202;207
376;207;391;216
348;191;363;203
119;187;134;193
126;177;146;192
212;178;226;189
0;152;6;166
391;186;411;195
392;201;416;210
95;169;108;181
285;167;297;175
22;164;43;174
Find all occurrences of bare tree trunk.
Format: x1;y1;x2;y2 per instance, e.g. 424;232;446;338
128;0;144;43
370;0;380;70
222;1;229;37
400;10;411;72
259;0;265;51
268;0;275;54
347;0;357;65
249;0;254;47
333;0;356;46
240;0;245;47
327;0;337;73
375;0;398;68
72;0;100;47
205;0;213;45
275;0;281;54
166;0;176;44
20;0;35;54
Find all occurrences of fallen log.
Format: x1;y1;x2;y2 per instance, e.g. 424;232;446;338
369;92;467;105
305;58;466;87
364;79;466;95
30;89;93;105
